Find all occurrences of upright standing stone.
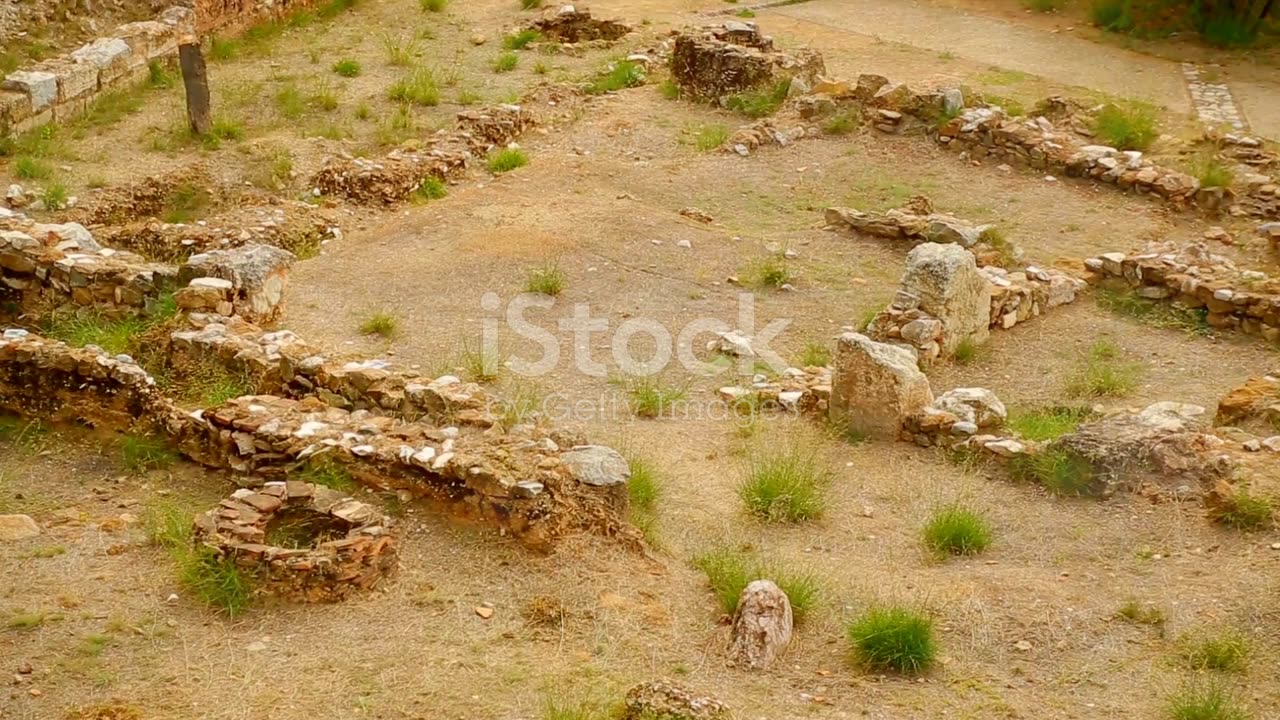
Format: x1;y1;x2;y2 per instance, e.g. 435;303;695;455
729;580;793;669
900;243;991;356
829;333;933;440
179;43;211;136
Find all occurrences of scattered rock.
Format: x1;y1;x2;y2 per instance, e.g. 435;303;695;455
829;333;933;440
0;514;40;541
560;445;630;487
728;580;793;670
622;681;731;720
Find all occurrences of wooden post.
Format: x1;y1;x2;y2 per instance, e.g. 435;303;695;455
179;42;212;136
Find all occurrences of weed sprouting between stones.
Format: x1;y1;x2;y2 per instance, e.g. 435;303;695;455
1010;447;1095;496
1005;405;1091;441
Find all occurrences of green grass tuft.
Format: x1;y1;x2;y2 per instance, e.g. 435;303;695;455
622;376;688;418
691;544;821;620
823;110;861;135
746;254;792;289
922;504;992;557
293;456;357;492
1095;288;1210;335
1065;339;1140;398
14;156;52;180
1093;103;1158;151
40;182;69;210
798;341;831;368
1010;447;1095;496
486;147;528;173
382;34;420;66
525;260;567;296
738;440;829;522
685;122;727;152
846;607;937;674
178;548;253;617
1006;406;1091;441
330;58;360;77
1212;486;1274;531
459;341;503;383
119;435;178;473
951;336;982;365
1183;630;1250;673
1188;153;1234;189
1117;599;1166;625
503;29;540;50
586;60;646;95
492;52;519;73
388;68;440;106
421;0;447;11
359;311;399;338
725;79;790;118
1166;680;1249;720
415;177;448;201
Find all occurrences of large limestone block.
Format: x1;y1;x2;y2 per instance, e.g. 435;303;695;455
180;244;295;323
901;243;991;355
729;580;793;669
2;71;57;111
829;333;933;439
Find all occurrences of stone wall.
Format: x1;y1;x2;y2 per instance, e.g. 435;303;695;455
1;7;195;137
0;328;637;553
1084;242;1280;342
0;210;293;323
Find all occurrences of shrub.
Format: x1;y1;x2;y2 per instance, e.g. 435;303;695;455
1093;103;1159;151
332;58;361;77
725;79;789;118
798;341;831;368
1166;680;1249;720
1183;630;1250;673
14;156;51;180
586;60;645;94
415;177;448;201
525;261;566;296
1010;447;1095;496
492;52;519;73
503;29;540;50
388;68;440;106
120;435;178;473
846;607;937;674
1188;153;1234;189
922;505;992;557
420;0;446;11
359;311;399;338
40;182;68;210
1211;486;1274;531
486;147;528;173
691;545;821;620
624;376;688;418
738;441;829;522
1006;406;1091;441
823;110;861;135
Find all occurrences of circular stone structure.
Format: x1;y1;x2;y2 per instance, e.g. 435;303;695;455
194;480;398;602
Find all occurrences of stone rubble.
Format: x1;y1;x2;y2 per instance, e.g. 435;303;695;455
1084;242;1280;341
526;5;631;45
621;681;731;720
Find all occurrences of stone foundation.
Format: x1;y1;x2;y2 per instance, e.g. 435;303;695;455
194;483;398;602
670;22;824;103
526;6;631;44
1084;242;1280;341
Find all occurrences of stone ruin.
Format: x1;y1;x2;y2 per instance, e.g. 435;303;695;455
621;681;730;720
525;5;632;46
669;22;824;104
1085;242;1280;342
195;482;398;602
313;103;536;205
0;208;295;324
1;7;195;136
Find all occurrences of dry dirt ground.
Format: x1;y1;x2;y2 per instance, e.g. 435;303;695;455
3;0;1280;719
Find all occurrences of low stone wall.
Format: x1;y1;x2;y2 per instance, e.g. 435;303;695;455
0;210;293;324
0;328;638;553
1084;242;1280;342
169;313;498;426
669;22;824;102
312;104;532;204
1;7;195;136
